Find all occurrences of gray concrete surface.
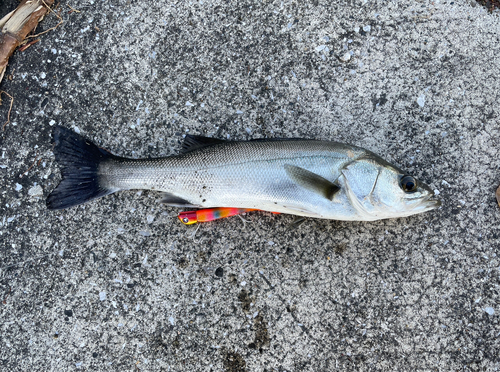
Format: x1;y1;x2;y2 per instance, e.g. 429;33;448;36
0;0;499;370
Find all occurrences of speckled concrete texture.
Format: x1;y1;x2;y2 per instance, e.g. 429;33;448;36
0;0;499;370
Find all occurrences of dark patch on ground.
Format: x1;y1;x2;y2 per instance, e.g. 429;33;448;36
177;257;189;269
476;0;500;11
372;93;388;112
238;289;270;352
223;349;247;372
238;289;253;312
215;267;224;278
249;314;270;351
334;243;347;255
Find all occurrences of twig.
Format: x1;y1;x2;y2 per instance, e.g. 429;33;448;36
2;287;11;305
67;4;81;13
18;38;40;52
0;91;13;130
42;0;62;20
19;151;39;178
27;19;63;38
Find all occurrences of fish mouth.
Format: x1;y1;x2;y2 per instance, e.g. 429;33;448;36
412;182;441;212
415;194;442;212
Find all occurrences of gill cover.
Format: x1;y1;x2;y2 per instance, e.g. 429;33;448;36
341;158;382;216
340;155;437;220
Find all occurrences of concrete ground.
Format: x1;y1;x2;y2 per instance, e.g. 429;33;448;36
0;0;499;370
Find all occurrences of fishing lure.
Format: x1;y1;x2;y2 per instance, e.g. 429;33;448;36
178;207;257;225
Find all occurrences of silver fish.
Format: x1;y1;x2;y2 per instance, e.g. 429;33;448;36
46;126;440;221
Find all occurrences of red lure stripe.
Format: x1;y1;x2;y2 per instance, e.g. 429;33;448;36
197;208;255;222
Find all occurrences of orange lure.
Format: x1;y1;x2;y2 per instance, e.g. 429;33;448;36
178;207;258;225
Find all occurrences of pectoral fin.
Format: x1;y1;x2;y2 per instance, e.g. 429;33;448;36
284;164;340;200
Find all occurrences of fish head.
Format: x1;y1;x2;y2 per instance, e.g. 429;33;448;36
340;154;441;220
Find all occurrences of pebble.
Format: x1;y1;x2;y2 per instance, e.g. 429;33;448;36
28;185;43;196
417;94;426;107
340;52;351;62
484;307;495;315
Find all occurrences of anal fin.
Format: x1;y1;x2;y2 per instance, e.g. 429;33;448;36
160;193;201;208
288;217;307;230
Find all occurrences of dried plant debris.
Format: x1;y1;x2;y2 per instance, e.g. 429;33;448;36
496;185;500;208
476;0;500;12
0;0;55;84
0;90;14;130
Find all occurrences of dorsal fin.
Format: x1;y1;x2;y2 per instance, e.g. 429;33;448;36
181;135;226;153
284;164;340;201
249;137;306;142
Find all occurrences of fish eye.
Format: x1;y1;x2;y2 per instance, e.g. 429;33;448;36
400;175;418;193
182;217;190;223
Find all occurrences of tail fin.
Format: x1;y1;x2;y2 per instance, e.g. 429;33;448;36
46;126;118;210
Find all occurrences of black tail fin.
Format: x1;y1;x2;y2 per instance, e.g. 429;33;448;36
46;126;118;210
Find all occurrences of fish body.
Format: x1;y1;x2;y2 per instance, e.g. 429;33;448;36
47;126;440;221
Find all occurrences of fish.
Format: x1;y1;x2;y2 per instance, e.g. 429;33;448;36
46;126;441;221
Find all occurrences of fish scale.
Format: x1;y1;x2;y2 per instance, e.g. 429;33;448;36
100;141;360;216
